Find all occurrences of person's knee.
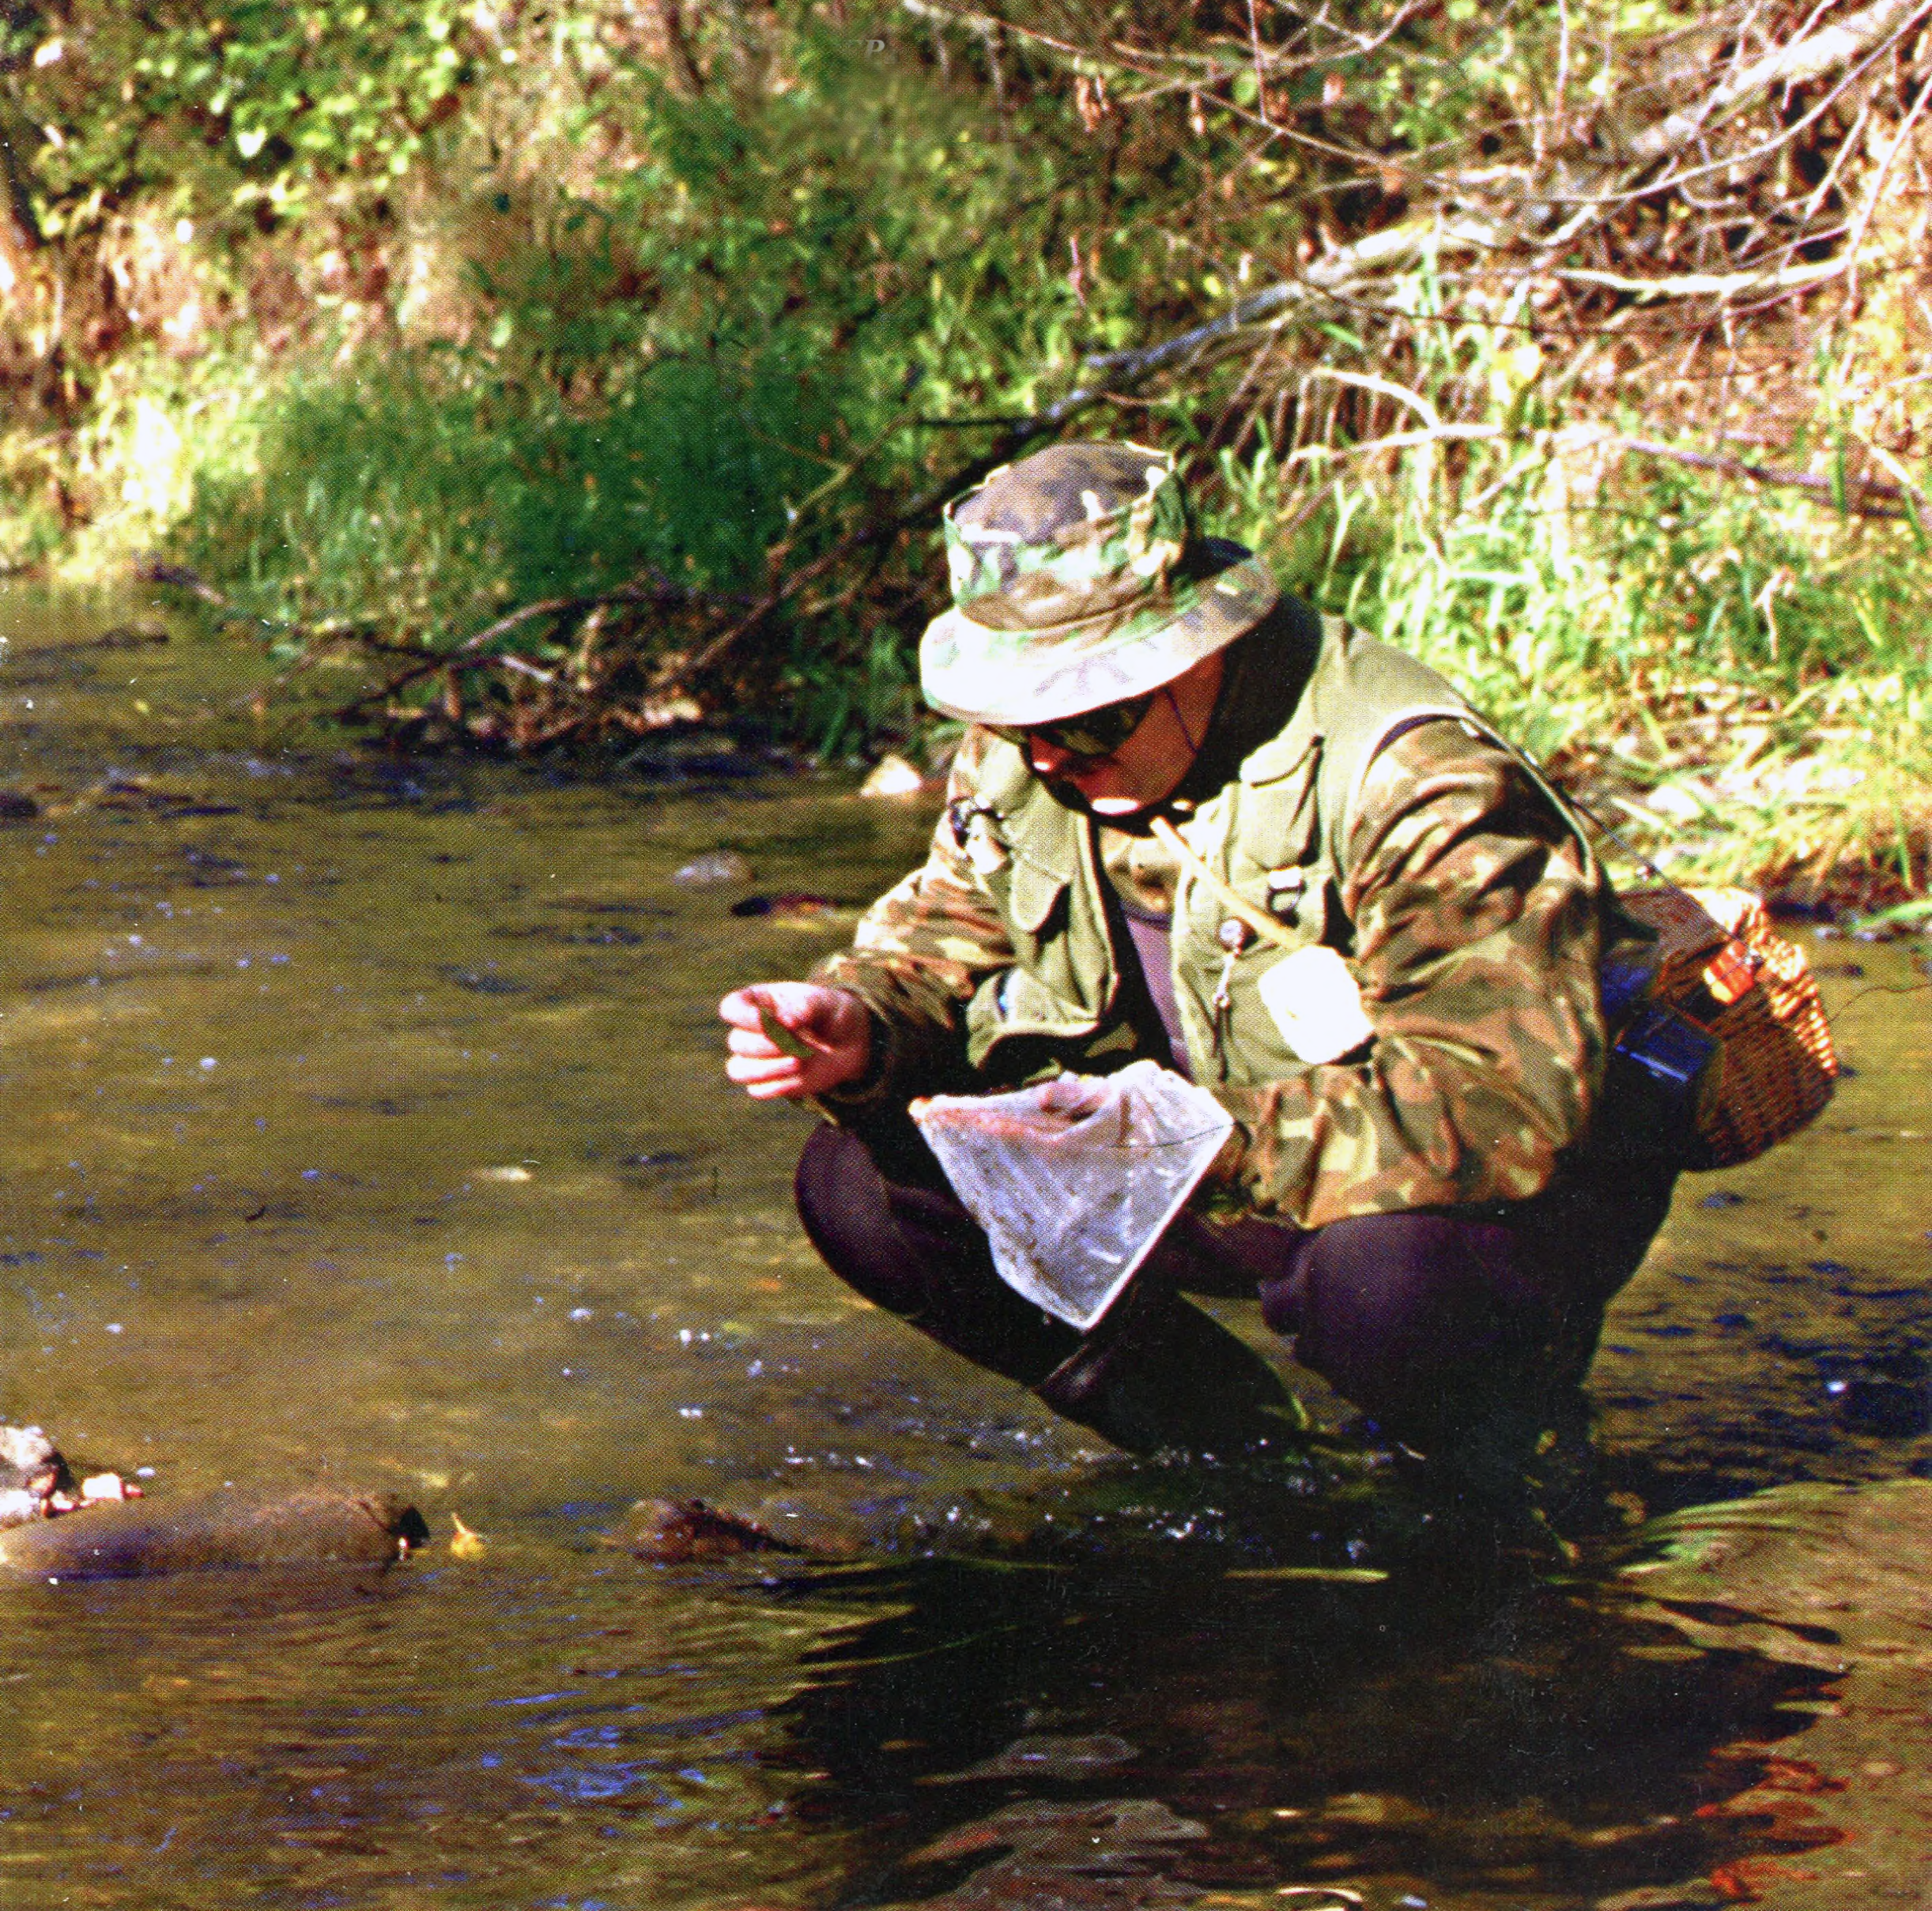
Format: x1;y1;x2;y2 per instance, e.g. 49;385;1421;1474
793;1122;915;1312
794;1122;1079;1386
794;1121;866;1242
1261;1211;1557;1443
793;1120;1006;1326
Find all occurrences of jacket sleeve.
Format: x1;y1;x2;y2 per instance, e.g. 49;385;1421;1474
1211;718;1609;1227
807;729;1017;1108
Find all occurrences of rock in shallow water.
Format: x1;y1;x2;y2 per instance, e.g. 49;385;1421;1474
605;1497;801;1563
0;1425;63;1515
0;1487;430;1579
0;1423;138;1525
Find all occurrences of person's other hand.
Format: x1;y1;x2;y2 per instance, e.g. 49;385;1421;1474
719;982;872;1100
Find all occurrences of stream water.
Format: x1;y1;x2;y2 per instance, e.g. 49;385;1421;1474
0;583;1926;1911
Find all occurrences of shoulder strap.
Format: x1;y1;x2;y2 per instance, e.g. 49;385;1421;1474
1339;700;1605;888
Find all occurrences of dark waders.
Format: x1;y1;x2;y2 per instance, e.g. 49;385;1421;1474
795;1112;1674;1503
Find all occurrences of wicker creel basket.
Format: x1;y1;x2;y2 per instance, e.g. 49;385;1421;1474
1614;884;1839;1169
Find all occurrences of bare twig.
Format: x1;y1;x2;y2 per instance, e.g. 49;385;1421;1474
1843;62;1932;299
1553;257;1851;298
1247;0;1271;128
1620;0;1931;168
1618;435;1920;516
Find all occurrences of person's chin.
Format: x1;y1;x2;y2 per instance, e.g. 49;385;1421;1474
1085;793;1150;816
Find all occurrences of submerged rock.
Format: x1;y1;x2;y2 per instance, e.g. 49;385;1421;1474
603;1454;1360;1575
606;1496;802;1563
0;1487;430;1579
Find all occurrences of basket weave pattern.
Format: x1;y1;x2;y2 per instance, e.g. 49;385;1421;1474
1617;885;1839;1170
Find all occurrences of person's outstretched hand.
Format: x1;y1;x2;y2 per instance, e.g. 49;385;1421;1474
719;982;872;1101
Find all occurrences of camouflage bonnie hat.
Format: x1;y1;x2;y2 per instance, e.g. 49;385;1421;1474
919;440;1280;727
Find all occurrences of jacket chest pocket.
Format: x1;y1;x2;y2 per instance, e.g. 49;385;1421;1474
964;850;1112;1065
1174;746;1351;1079
1002;855;1067;950
1181;748;1329;943
1229;745;1324;906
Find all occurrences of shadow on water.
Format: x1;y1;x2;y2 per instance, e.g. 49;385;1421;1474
0;584;1926;1909
763;1553;1843;1911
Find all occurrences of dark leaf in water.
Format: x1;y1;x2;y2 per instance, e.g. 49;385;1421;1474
1832;1378;1929;1438
730;892;843;918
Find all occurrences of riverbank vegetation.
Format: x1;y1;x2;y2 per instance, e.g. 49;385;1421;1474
1;1;1927;901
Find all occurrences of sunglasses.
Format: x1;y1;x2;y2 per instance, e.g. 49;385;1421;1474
986;688;1158;763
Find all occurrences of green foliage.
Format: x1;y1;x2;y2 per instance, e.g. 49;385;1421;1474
6;1;479;239
1206;285;1932;888
786;620;925;765
175;343;839;647
124;5;1172;709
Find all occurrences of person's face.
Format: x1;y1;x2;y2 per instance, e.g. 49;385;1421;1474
1015;650;1224;816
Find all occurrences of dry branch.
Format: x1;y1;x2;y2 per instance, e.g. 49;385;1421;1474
1621;0;1930;169
1072;0;1932;428
1618;435;1924;517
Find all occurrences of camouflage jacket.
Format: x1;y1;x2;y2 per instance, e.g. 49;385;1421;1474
814;603;1610;1231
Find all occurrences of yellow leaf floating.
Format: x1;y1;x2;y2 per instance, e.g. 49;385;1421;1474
450;1512;488;1560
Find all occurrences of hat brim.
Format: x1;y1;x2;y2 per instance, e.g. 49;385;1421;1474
919;539;1280;727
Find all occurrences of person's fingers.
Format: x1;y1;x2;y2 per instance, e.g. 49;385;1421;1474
725;1050;804;1094
721;983;866;1098
743;1080;803;1102
719;985;779;1029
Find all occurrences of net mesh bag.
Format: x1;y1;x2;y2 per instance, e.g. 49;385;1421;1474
910;1061;1234;1330
1615;884;1838;1169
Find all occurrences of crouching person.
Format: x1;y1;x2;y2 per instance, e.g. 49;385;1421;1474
719;442;1674;1509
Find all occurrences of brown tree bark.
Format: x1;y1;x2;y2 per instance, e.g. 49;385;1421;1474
655;0;707;97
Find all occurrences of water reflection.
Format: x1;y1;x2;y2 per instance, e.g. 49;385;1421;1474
0;582;1926;1909
780;1560;1838;1911
2;1558;874;1908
